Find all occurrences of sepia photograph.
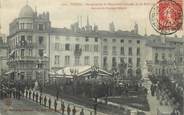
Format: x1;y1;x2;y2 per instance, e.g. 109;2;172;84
0;0;183;115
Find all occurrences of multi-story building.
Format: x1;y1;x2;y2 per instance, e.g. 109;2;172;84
0;31;8;76
50;20;146;78
7;4;184;82
144;35;184;78
7;4;50;83
50;28;101;70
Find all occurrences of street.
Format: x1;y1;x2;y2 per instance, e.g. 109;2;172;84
0;98;60;115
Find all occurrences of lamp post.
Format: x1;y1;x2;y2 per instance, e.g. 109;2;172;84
70;68;78;95
90;66;99;115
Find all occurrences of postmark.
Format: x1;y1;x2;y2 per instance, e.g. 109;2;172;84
149;0;183;35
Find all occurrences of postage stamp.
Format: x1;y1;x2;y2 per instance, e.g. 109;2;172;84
149;0;183;35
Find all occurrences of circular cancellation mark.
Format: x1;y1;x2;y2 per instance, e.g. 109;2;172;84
149;0;183;35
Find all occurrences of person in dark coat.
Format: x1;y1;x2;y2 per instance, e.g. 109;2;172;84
56;91;59;100
39;95;42;105
36;92;38;102
18;90;21;99
61;101;65;115
48;98;51;109
44;96;47;106
67;104;71;115
13;89;16;98
54;99;57;112
25;90;28;98
80;108;84;115
29;90;31;99
33;92;35;101
72;106;76;115
150;84;154;96
9;89;12;98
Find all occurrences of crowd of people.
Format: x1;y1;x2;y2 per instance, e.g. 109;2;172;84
24;89;86;115
150;81;182;115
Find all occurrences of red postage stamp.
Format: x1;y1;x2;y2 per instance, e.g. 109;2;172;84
150;0;183;35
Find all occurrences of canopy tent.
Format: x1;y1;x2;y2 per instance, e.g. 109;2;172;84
49;65;91;79
49;66;112;80
77;66;112;80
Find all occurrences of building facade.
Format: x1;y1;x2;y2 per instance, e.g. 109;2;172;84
50;21;146;78
7;5;50;83
144;35;184;78
7;4;184;82
0;32;8;76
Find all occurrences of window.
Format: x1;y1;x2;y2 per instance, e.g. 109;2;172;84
75;56;80;65
21;35;26;46
75;44;80;50
39;36;43;45
38;24;44;31
85;37;89;42
84;44;90;52
128;40;132;43
103;57;107;69
120;57;124;63
137;48;140;56
26;23;33;29
180;57;183;62
39;49;44;57
21;35;25;41
84;56;90;65
112;46;117;55
137;58;141;67
95;37;98;42
65;56;70;66
103;46;108;55
94;56;99;66
54;55;60;64
28;49;32;56
112;39;116;42
128;47;132;56
137;40;140;44
121;39;124;43
112;57;117;67
155;53;158;63
103;39;107;42
94;45;98;52
55;43;60;50
76;37;79;41
120;47;124;55
21;49;25;57
162;53;165;60
128;58;132;64
27;36;32;44
19;23;25;29
65;44;70;51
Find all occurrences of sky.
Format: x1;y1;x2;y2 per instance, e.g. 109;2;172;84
0;0;183;37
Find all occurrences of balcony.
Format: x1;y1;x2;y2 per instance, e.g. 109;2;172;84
16;42;35;49
8;56;48;63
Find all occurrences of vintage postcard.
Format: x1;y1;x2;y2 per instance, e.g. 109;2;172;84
0;0;183;115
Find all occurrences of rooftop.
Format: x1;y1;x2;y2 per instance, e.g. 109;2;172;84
19;5;34;18
51;27;144;39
